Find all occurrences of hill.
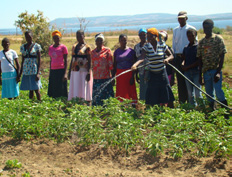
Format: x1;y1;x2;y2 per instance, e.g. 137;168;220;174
50;13;232;28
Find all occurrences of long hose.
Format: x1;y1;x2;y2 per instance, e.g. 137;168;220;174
94;60;231;110
136;61;231;110
167;63;231;110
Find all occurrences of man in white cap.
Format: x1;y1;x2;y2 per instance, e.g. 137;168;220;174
172;11;197;104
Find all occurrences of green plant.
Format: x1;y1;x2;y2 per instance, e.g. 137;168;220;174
22;172;31;177
4;159;22;170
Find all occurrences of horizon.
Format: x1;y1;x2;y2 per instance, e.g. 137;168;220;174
1;12;232;30
1;0;232;29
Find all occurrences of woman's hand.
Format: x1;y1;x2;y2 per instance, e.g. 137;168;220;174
35;74;40;81
86;73;90;82
131;64;137;71
63;73;67;82
164;58;169;64
214;72;220;83
16;76;21;83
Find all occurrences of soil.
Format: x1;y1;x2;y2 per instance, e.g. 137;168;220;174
0;136;231;177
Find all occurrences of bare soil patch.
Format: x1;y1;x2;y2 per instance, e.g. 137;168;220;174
0;136;231;177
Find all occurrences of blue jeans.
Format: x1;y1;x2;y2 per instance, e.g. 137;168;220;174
184;69;203;106
203;69;225;103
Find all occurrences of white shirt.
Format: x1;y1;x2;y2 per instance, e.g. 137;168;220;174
0;49;18;73
172;24;197;54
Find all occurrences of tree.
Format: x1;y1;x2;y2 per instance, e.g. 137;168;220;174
77;16;90;32
15;10;53;55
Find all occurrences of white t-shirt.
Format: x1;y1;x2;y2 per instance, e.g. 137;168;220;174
172;24;197;54
0;49;18;73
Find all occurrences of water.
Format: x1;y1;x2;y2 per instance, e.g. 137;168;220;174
1;19;232;35
92;62;149;102
92;69;132;103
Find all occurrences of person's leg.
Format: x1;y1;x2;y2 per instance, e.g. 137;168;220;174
212;71;229;118
192;70;203;105
184;71;195;106
175;55;188;104
29;90;34;99
35;90;41;101
203;70;215;109
167;101;174;108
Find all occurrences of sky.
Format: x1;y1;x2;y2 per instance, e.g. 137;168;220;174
1;0;232;29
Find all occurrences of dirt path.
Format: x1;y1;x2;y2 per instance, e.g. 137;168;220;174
0;137;231;177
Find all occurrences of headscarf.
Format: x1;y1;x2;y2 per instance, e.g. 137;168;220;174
159;30;168;41
147;28;159;37
95;33;105;41
52;30;62;37
138;28;147;35
147;28;161;41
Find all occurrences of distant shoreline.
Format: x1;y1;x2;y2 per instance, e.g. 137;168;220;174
1;19;232;35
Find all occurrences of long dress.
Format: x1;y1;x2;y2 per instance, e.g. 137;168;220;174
91;46;114;106
114;48;137;103
68;43;93;101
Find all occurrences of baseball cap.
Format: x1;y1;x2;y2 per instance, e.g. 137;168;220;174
178;11;187;18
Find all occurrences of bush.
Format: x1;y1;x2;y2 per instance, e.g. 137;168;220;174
213;27;224;34
226;26;232;31
15;10;53;56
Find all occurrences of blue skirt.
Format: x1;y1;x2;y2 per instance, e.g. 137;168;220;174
2;71;19;98
146;70;175;106
20;74;42;91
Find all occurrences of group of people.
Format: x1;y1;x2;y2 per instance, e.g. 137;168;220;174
0;11;229;111
171;11;228;110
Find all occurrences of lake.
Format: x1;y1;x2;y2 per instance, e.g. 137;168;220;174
1;19;232;35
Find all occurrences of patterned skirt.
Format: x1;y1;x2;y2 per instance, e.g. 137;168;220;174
92;78;114;106
20;74;42;91
1;71;19;98
48;69;67;98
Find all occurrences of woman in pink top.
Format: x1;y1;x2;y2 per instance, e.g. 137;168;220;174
48;30;68;98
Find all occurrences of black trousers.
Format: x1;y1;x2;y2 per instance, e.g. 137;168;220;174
174;54;188;104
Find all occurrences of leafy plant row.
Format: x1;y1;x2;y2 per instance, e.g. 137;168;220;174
0;86;231;159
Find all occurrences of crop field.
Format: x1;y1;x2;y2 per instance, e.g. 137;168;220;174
0;32;231;176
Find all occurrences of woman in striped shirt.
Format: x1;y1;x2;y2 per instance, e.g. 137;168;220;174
131;28;175;106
